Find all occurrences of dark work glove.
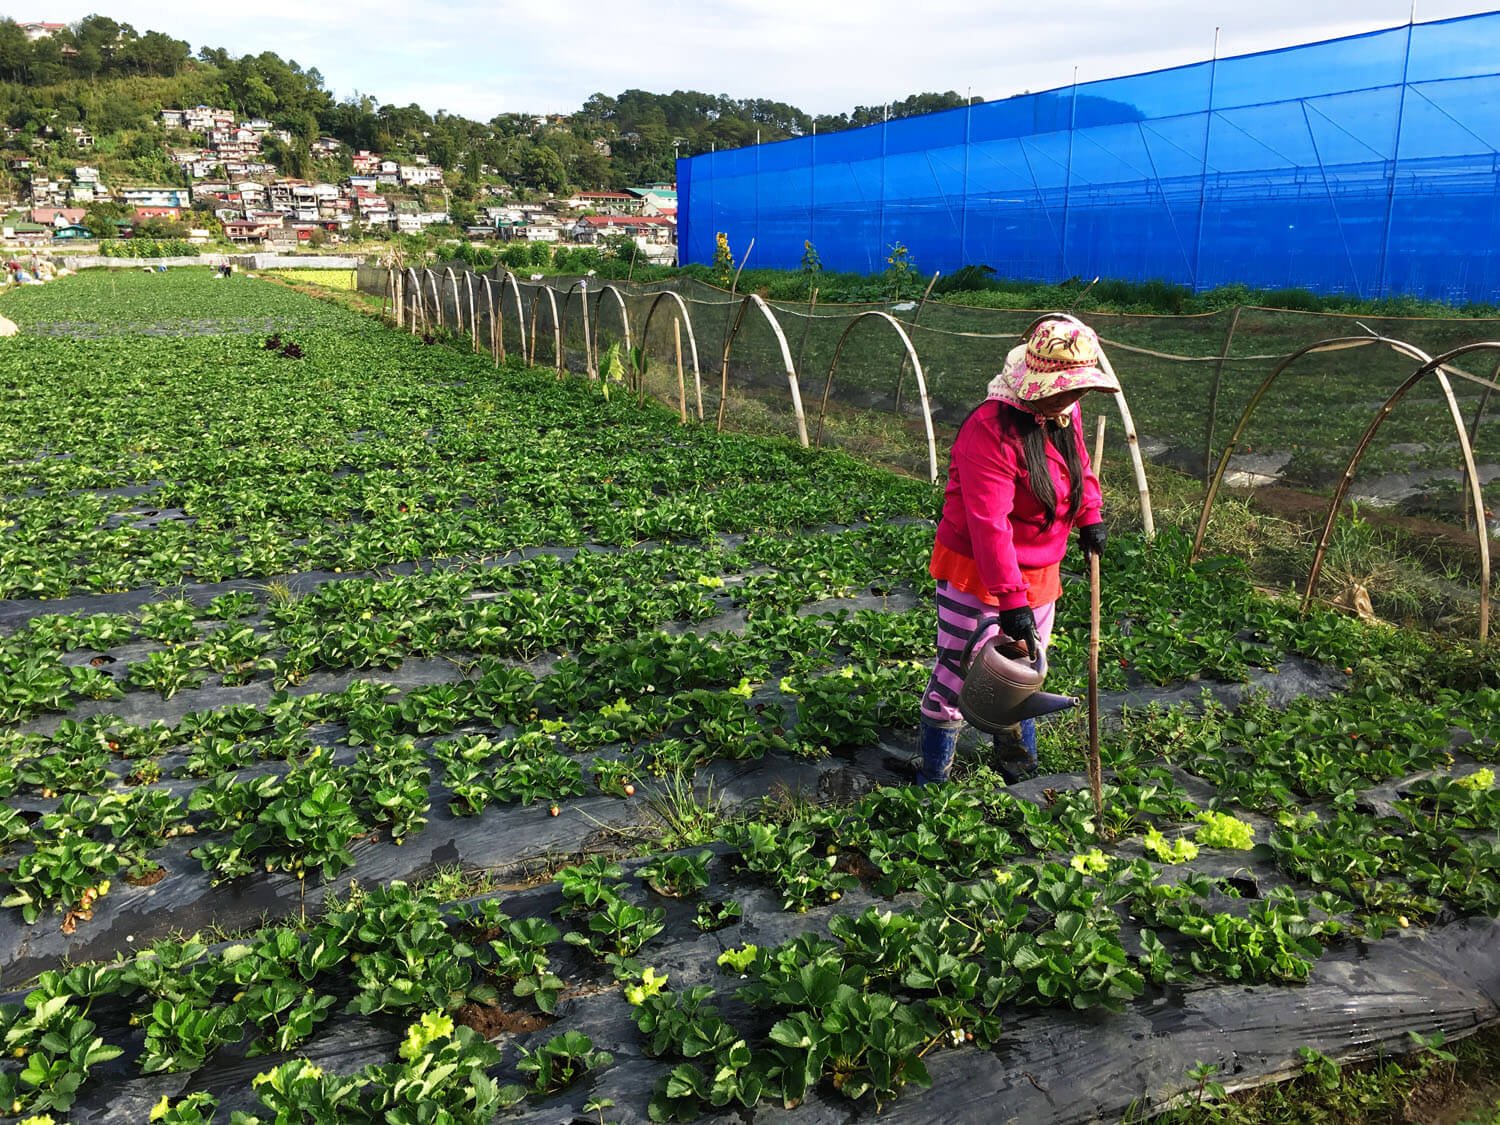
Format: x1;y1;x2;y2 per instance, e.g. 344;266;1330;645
998;606;1039;653
1078;523;1108;560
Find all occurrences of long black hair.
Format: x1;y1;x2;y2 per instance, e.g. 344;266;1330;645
953;401;1081;529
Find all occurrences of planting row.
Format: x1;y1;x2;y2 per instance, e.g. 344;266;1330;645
4;751;1495;1123
3;522;1444;729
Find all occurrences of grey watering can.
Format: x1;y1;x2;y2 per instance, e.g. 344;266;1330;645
957;617;1076;734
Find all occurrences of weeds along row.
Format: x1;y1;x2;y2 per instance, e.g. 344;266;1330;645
0;269;1494;1123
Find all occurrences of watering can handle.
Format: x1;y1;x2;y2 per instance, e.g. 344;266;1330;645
958;615;1045;677
958;616;1003;677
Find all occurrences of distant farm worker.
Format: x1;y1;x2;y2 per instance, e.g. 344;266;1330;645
916;315;1117;785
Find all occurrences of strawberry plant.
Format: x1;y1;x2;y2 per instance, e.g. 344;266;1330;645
474;916;564;1014
138;998;239;1074
516;1030;612;1096
126;647;207;699
564;896;666;960
1;840;121;926
694;898;743;932
556;857;628;914
639;849;712;898
0;1001;122;1113
729;822;856;912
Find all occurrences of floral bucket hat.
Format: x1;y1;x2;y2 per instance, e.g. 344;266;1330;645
986;316;1121;411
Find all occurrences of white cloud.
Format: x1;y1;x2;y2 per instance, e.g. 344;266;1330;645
24;0;1500;119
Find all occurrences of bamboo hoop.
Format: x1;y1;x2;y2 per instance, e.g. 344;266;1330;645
500;270;527;360
483;277;502;365
425;270;441;333
717;238;756;416
597;284;634;360
794;287;819;387
1461;358;1499;531
816;310;939;483
444;268;461;334
1092;345;1153;539
1191;335;1482;580
559;281;595;378
716;293;809;447
1303;341;1497;643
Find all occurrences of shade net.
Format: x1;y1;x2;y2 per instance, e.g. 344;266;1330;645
678;12;1500;303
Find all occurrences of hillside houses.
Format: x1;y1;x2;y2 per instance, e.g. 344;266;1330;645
8;101;676;254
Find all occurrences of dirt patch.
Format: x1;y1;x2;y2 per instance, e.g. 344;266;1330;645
1402;1069;1500;1125
124;866;167;888
1250;486;1488;559
834;850;881;885
453;1002;555;1040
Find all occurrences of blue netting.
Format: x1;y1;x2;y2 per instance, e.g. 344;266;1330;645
678;12;1500;302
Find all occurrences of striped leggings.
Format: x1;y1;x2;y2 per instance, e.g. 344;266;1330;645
920;582;1056;724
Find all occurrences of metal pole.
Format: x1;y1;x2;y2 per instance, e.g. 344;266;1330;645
1376;18;1416;299
1061;65;1078;277
960;89;972;264
1191;28;1220;292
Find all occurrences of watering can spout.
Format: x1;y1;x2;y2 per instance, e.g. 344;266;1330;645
1010;690;1076;722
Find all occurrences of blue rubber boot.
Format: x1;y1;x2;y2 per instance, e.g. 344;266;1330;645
915;716;963;785
994;719;1039;784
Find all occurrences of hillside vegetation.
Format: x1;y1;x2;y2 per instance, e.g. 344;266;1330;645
0;15;977;198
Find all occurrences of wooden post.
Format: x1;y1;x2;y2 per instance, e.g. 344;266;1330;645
674;318;687;424
1087;552;1105;832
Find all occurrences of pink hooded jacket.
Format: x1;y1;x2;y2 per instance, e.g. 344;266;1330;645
933;399;1103;611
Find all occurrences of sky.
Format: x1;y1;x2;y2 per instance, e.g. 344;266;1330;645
19;0;1500;120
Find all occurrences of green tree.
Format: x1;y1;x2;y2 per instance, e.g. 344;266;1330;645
519;145;568;194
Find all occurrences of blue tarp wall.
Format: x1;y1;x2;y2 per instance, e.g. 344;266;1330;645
678;13;1500;302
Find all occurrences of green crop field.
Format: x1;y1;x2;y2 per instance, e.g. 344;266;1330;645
0;270;1494;1123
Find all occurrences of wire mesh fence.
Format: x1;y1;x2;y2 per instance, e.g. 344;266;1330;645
357;262;1500;638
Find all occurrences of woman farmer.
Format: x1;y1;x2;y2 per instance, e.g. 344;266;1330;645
916;315;1118;785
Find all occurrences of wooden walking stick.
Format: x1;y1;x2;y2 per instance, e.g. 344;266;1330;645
1087;548;1105;833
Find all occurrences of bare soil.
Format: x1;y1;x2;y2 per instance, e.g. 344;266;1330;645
453;1002;555;1040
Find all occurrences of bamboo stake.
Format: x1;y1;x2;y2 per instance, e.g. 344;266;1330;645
794;287;819;387
1200;306;1243;483
1460;358;1498;531
717;239;755;427
1087;551;1105;833
674;318;687;424
1093;415;1107;485
1094;346;1154;539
